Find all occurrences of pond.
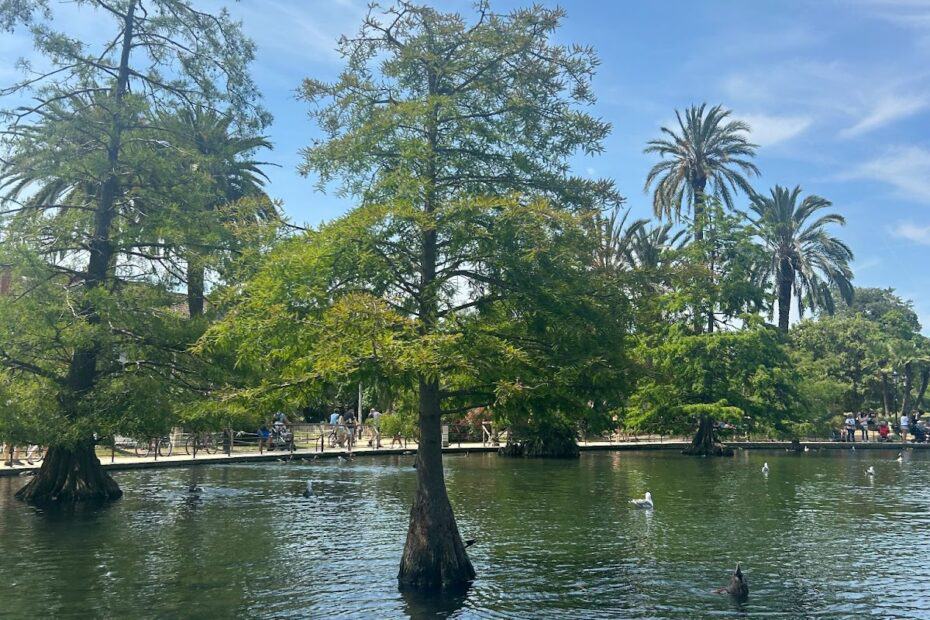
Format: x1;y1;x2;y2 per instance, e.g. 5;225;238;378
1;449;928;618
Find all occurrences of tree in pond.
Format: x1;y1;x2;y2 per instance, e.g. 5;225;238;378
747;185;854;333
296;1;619;591
0;0;265;505
627;322;807;456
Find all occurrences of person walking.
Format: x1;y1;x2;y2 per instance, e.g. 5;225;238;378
368;408;382;448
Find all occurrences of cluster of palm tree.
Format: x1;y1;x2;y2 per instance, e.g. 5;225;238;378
601;102;854;333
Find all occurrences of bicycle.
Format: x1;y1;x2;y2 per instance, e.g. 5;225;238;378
184;432;219;455
135;436;172;458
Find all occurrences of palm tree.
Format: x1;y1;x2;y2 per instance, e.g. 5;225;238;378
644;103;759;241
167;108;272;316
747;185;854;332
590;205;647;272
629;221;688;272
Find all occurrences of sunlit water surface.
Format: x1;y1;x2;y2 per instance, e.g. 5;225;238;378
1;449;928;618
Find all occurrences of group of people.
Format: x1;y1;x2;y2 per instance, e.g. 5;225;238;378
839;411;928;443
327;407;389;450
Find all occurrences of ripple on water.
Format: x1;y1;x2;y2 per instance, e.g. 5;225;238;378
1;450;929;618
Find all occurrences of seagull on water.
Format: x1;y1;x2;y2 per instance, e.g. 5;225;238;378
896;452;904;463
762;462;769;475
866;466;875;476
630;492;654;509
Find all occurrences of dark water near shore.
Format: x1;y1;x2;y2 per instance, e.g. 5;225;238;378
1;449;929;618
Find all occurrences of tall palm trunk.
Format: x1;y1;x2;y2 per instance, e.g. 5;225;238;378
397;82;474;592
15;1;137;506
777;258;794;333
691;177;715;333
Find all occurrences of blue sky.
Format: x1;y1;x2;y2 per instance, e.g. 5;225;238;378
4;1;930;327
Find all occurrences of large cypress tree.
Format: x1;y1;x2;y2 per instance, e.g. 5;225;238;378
0;0;266;505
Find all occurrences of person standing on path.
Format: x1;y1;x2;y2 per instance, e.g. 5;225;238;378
844;413;857;443
858;412;870;441
900;413;910;443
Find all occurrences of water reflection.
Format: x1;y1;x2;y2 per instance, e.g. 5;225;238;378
1;450;929;618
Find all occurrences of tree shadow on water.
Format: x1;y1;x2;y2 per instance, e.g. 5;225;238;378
400;583;471;619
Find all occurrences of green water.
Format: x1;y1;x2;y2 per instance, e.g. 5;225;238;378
1;449;927;618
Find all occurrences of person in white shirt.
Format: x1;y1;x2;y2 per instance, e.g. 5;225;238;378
900;414;910;443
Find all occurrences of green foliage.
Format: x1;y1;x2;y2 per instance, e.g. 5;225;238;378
627;323;807;438
747;185;853;330
0;0;266;448
644;103;758;227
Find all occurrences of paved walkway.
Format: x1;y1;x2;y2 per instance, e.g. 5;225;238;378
2;438;924;477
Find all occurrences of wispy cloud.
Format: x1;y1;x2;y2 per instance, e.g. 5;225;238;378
739;113;812;146
839;94;928;137
847;146;930;203
891;221;930;245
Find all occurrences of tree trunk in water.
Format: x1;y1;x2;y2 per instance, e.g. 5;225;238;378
398;74;473;591
187;254;205;317
777;259;793;333
398;378;475;591
18;2;137;507
500;421;579;458
15;442;122;505
682;414;733;456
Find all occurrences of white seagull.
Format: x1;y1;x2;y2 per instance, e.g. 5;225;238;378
762;462;769;475
896;452;904;463
866;466;875;476
630;492;654;509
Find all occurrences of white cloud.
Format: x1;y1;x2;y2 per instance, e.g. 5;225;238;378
839;94;928;137
891;221;930;245
848;146;930;203
739;113;812;146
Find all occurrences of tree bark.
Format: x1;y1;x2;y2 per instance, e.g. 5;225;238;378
398;378;476;591
682;414;733;456
15;442;122;505
777;257;793;333
21;1;137;506
187;254;205;317
881;372;892;417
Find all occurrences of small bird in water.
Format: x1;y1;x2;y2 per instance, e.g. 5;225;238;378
762;462;769;475
896;452;904;463
866;466;875;476
715;562;749;600
188;485;202;494
804;446;810;452
630;492;654;509
302;481;314;498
